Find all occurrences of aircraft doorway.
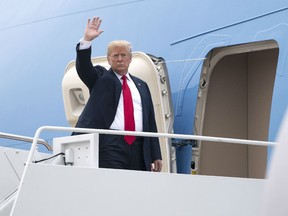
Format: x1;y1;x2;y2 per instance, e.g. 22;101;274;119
195;40;278;178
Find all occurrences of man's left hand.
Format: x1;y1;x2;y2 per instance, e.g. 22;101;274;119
151;159;162;172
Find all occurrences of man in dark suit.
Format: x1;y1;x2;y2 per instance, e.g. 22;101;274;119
74;16;162;172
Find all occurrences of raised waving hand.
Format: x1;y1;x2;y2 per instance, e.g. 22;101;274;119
83;16;104;41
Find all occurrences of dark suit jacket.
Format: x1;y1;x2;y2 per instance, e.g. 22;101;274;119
74;44;162;170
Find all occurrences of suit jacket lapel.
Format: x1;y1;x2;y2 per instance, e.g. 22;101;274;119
130;75;149;131
109;69;122;110
130;75;145;100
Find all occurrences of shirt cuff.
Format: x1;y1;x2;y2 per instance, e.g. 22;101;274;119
79;38;92;50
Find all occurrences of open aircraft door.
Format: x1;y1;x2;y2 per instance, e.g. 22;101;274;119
195;40;278;178
62;52;175;173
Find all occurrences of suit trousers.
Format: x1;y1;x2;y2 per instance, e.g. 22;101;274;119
99;134;146;171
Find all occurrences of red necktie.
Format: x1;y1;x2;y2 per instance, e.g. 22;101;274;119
122;75;136;144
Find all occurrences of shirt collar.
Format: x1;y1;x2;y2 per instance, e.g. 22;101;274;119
114;71;132;81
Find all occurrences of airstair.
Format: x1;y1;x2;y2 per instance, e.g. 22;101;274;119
0;127;275;216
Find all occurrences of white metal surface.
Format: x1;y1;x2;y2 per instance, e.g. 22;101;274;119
11;163;265;216
53;133;99;167
261;110;288;216
0;147;51;216
0;148;21;204
8;126;275;216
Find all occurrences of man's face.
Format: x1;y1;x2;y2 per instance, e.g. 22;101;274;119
107;46;132;76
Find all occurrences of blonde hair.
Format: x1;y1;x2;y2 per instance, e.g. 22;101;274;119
107;40;132;56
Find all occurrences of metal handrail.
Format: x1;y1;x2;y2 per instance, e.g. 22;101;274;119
25;126;276;167
0;132;52;151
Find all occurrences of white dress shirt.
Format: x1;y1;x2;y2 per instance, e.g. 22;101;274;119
110;73;143;132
